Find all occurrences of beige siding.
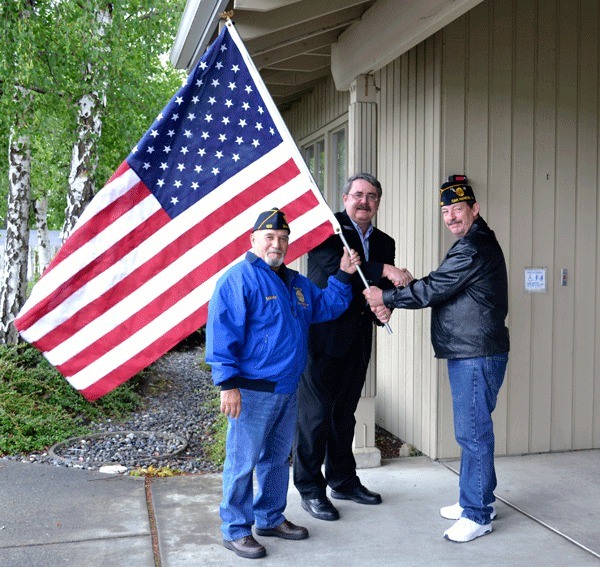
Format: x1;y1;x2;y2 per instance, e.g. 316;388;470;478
374;33;443;458
376;0;600;458
282;77;349;144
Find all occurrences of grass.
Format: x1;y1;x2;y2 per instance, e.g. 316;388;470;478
201;383;227;468
0;342;145;455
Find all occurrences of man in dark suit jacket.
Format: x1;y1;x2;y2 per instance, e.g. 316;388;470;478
294;173;413;521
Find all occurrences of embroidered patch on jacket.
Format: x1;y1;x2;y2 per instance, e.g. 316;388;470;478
294;287;308;308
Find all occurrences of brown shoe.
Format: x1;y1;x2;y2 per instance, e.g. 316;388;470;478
223;535;267;559
255;519;309;540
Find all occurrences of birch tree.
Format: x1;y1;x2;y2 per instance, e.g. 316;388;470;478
0;88;33;344
61;4;112;240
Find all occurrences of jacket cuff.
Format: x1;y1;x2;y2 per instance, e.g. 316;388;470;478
220;376;241;390
334;269;353;285
382;288;396;309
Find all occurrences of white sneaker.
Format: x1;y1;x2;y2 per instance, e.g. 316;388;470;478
440;502;497;521
443;517;492;542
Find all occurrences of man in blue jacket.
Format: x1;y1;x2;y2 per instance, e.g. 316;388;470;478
364;176;509;543
206;207;360;560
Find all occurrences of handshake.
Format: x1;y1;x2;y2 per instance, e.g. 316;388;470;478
363;265;413;325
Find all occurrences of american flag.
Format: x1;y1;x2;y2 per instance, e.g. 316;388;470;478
15;20;340;401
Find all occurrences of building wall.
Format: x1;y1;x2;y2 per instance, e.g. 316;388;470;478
375;0;600;458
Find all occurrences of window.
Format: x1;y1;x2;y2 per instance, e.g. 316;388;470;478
301;120;347;210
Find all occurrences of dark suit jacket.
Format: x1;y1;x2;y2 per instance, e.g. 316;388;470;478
307;211;396;358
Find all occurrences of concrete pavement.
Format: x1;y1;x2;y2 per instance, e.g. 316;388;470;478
1;451;599;566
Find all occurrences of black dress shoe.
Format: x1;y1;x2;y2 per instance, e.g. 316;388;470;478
330;484;382;505
301;497;340;521
255;519;309;540
223;535;267;559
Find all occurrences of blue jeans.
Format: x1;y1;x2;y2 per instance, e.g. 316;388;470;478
447;353;508;525
220;388;297;541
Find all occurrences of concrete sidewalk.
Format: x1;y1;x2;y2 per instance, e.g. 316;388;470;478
1;451;599;566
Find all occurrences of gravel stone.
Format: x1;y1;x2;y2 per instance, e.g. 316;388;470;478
7;346;222;475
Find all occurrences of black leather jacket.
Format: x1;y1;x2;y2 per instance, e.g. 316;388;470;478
382;216;509;359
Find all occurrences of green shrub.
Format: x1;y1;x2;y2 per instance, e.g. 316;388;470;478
0;343;144;455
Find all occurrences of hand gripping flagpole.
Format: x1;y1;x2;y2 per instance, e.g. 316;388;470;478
338;232;393;335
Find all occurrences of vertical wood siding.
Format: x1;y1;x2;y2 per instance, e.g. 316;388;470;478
375;0;600;458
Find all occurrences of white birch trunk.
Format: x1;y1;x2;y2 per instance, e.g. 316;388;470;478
0;129;31;344
34;196;52;275
61;7;111;241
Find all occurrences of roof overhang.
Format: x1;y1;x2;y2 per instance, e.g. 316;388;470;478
170;0;484;108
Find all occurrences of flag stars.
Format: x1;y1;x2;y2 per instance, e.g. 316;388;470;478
215;150;224;159
198;148;206;156
194;165;203;173
211;78;220;87
171;197;179;205
228;82;237;91
183;130;192;138
216;61;223;70
187;112;196;121
160;162;168;171
218;134;227;142
174;180;182;189
180;146;189;155
156;112;164;121
257;106;264;115
220;44;227;53
143;162;151;170
225;99;233;108
242;102;250;111
255;122;263;131
232;64;240;73
204;114;213;123
167;130;175;138
235;136;244;145
212;167;220;175
208;96;216;105
191;95;199;104
157;179;165;187
175;96;184;105
177;163;185;171
196;79;204;87
245;85;253;94
239;118;247;127
222;116;230;125
171;113;179;121
163;145;172;153
199;61;208;70
232;153;240;162
150;129;159;138
146;146;155;154
191;181;199;190
201;131;210;140
252;139;260;148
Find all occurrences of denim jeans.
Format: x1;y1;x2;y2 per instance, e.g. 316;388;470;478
447;353;508;525
220;388;297;541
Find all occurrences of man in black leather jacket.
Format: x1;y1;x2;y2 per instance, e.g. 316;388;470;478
364;175;509;543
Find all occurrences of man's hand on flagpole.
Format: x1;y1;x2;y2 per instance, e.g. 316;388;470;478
340;248;361;274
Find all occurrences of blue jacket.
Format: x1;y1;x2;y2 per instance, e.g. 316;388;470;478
206;252;353;394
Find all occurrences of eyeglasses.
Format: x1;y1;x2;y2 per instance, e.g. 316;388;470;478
346;192;380;203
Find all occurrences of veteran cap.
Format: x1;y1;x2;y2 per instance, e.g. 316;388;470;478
252;207;290;233
439;174;476;206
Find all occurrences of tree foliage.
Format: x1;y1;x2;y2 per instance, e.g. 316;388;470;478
0;0;186;230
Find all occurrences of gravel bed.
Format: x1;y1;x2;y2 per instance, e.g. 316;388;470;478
5;344;403;475
6;346;222;475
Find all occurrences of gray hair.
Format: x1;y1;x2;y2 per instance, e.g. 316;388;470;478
343;173;383;198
